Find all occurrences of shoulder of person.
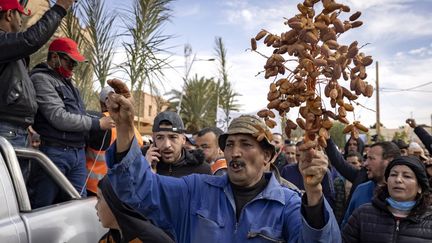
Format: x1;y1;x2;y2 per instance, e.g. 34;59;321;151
184;149;206;165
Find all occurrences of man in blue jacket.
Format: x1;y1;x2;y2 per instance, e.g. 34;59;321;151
104;79;341;242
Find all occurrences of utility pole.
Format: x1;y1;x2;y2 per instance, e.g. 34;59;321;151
375;61;381;138
177;44;215;115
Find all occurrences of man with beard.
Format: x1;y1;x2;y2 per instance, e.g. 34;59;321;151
104;79;340;242
341;141;400;227
144;111;211;176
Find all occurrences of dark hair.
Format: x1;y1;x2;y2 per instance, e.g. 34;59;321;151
371;141;401;160
0;11;6;20
375;184;432;216
259;140;276;155
47;52;56;61
346;151;363;162
197;127;223;138
272;132;282;136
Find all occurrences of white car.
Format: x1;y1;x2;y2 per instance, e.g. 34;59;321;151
0;136;106;242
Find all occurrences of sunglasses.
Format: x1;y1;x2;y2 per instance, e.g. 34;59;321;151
59;54;78;68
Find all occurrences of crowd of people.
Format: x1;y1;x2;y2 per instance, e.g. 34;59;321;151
1;0;432;242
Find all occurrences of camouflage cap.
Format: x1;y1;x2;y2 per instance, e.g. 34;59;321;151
218;115;275;155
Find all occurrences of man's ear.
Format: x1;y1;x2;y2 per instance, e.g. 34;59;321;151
263;149;273;165
5;10;14;22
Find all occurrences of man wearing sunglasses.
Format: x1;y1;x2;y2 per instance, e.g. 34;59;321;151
29;37;115;208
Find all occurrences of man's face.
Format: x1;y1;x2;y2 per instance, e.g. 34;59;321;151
7;10;23;32
364;145;389;182
271;134;283;151
95;189;117;229
31;139;40;149
224;134;270;187
59;54;78;72
153;125;185;164
346;155;361;170
196;132;220;163
347;138;358;153
284;145;297;164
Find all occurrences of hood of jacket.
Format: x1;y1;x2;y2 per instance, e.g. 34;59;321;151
344;136;365;158
30;62;62;79
98;177;174;242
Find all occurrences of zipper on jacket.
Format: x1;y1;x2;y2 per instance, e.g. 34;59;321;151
392;219;400;243
395;219;400;232
234;195;264;234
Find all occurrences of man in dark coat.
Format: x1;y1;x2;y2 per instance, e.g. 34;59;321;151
144;111;211;177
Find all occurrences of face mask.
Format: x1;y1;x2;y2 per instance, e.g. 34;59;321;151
386;197;416;211
56;66;73;79
54;56;73;79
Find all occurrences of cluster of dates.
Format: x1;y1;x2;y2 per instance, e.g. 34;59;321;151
252;0;372;148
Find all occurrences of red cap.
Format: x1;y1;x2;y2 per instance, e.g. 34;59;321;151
0;0;31;16
48;37;86;62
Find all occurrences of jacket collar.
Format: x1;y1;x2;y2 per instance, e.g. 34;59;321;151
203;172;286;205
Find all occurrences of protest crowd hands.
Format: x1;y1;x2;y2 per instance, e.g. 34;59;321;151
299;149;328;187
406;118;417;128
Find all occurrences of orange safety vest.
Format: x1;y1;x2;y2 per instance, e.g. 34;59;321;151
86;112;143;193
211;158;227;175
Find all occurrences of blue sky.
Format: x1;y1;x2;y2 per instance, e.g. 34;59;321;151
105;0;432;129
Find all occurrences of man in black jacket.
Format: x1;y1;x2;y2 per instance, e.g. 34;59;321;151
144;111;211;177
0;0;75;181
0;0;74;146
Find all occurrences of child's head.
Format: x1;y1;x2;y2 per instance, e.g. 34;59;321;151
95;177;119;229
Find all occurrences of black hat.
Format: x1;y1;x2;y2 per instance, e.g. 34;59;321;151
152;111;185;133
385;156;430;193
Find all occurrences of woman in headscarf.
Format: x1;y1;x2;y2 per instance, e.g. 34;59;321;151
342;156;432;242
96;176;175;243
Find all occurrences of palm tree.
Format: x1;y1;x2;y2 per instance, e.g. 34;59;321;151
167;75;218;133
120;0;174;130
213;37;241;128
80;0;117;89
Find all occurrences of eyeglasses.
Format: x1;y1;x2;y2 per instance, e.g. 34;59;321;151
59;54;78;68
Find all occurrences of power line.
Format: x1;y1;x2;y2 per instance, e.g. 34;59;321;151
380;81;432;92
380;88;432;93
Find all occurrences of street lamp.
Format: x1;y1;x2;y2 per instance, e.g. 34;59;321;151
177;44;215;114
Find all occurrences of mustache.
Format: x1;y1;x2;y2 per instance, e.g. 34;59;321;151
160;148;174;153
229;160;246;167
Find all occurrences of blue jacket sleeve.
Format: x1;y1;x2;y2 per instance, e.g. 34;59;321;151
326;138;358;183
299;198;342;243
106;138;190;231
414;126;432;155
